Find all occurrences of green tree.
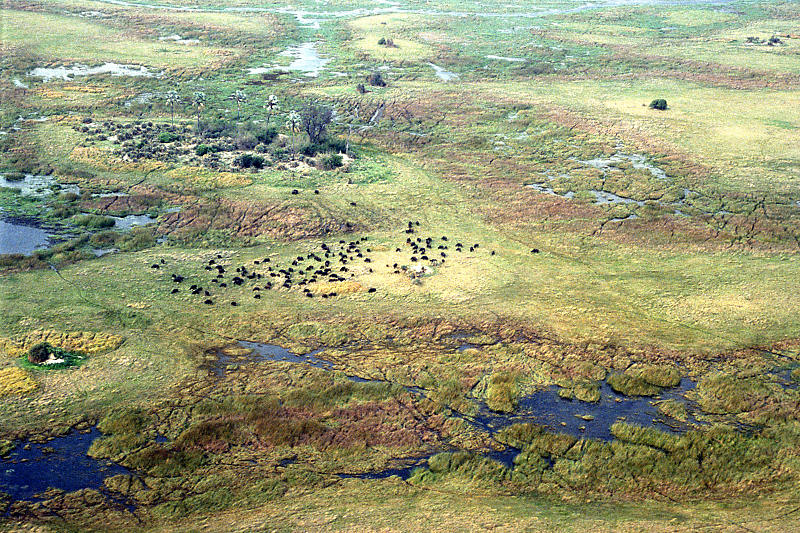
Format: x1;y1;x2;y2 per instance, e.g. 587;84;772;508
231;90;247;121
264;94;279;126
192;91;206;132
164;90;180;126
300;102;333;145
285;110;302;155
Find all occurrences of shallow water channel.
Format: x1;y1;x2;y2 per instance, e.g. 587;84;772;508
221;341;699;478
28;63;157;82
248;42;329;78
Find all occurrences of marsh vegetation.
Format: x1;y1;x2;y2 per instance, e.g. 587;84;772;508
1;0;800;531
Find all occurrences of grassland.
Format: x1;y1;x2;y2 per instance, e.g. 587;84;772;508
1;0;800;531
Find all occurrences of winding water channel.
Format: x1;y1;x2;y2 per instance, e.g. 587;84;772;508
218;340;701;478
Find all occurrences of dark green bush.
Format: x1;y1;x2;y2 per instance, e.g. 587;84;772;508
255;126;277;145
158;131;179;143
235;154;265;169
326;138;347;153
367;72;386;87
321;154;343;170
649;99;668;110
235;133;258;150
271;147;290;161
195;144;212;156
300;143;325;156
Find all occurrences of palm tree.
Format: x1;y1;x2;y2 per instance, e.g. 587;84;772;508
230;90;247;122
264;94;279;126
192;91;206;132
164;90;180;127
285;110;301;155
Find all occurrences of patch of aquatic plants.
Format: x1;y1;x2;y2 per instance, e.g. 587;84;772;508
414;420;800;498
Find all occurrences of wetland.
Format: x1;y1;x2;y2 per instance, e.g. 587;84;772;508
1;0;800;531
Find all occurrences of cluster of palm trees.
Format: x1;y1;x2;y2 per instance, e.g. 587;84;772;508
159;89;287;132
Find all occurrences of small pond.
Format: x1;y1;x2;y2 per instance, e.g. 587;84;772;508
112;214;156;231
0;174;80;198
0;427;131;502
0;218;51;255
249;42;329;78
486;55;526;62
29;63;158;82
428;63;459;81
576;153;669;181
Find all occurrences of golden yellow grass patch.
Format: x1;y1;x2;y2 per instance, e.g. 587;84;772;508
348;14;434;62
70;145;168;173
0;367;38;397
305;281;365;295
0;330;125;359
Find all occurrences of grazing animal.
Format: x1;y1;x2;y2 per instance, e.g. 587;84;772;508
204;299;213;305
314;189;320;194
368;288;377;293
291;189;299;195
151;264;160;269
230;301;238;306
531;248;540;254
171;288;179;294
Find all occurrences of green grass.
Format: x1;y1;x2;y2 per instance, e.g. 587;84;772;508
3;0;800;531
1;9;237;69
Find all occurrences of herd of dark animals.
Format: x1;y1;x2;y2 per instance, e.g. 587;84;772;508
150;221;542;305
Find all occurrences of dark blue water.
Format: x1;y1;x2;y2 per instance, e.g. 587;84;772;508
469;378;699;441
229;339;700;477
338;446;519;480
214;341;332;377
339;456;428;480
0;218;51;255
0;428;131;501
